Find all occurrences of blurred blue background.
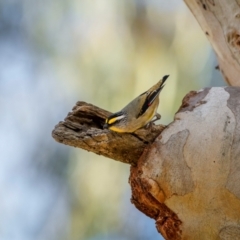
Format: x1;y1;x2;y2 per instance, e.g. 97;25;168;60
0;0;225;240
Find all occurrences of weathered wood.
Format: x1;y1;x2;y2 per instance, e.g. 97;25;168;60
52;101;165;165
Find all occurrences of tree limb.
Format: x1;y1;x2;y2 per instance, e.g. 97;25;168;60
52;101;165;165
184;0;240;86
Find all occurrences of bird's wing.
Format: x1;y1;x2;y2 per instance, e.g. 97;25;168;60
136;75;168;118
136;85;164;118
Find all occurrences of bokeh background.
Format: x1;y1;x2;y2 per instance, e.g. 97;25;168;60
0;0;225;240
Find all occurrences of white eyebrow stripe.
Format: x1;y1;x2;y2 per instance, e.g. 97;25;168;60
108;114;126;125
114;115;125;121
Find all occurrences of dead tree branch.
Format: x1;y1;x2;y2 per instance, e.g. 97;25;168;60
52;101;165;165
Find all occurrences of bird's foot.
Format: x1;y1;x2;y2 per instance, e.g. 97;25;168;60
151;113;161;123
144;122;152;129
144;113;161;129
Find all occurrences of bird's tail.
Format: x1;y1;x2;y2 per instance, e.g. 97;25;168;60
157;75;169;92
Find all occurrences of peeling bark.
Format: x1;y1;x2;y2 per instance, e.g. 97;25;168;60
129;87;240;239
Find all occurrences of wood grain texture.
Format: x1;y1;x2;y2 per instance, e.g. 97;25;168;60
52;101;165;165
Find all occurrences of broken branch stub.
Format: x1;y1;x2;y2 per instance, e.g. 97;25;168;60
52;101;165;165
130;87;240;239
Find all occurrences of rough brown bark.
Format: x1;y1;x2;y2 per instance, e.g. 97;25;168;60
52;101;165;165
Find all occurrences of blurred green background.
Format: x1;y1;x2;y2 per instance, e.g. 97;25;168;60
0;0;225;240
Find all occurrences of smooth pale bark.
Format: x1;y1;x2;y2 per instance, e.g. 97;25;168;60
130;87;240;239
184;0;240;86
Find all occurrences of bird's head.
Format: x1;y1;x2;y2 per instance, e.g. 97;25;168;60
103;111;126;132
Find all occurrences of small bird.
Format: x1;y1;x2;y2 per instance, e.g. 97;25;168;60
103;75;169;133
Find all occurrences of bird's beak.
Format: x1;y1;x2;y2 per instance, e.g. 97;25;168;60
103;123;108;129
